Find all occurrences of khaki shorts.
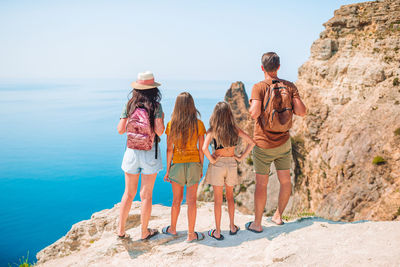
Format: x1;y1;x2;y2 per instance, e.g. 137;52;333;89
168;162;202;187
253;139;292;175
205;157;239;187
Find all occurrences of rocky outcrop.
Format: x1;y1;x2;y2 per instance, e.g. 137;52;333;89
36;202;400;266
291;0;400;221
199;0;400;222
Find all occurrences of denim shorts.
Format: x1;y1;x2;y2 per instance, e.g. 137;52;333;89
121;145;163;175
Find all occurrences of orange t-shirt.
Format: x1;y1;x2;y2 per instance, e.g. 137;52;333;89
250;78;301;149
165;119;206;163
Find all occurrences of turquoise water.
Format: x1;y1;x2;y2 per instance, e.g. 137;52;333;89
0;79;252;266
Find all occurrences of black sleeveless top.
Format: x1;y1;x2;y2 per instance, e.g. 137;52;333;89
213;138;224;150
213;138;238;150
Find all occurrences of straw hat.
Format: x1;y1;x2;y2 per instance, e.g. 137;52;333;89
131;71;161;90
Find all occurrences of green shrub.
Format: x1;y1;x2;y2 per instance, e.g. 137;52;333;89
394;128;400;136
239;184;247;192
8;252;34;267
246;156;253;165
397;207;400;217
395;100;400;105
372;156;386;165
394;77;400;86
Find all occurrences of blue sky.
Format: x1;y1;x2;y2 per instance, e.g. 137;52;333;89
0;0;364;82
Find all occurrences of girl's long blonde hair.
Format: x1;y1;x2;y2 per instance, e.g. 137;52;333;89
169;92;200;147
209;101;239;147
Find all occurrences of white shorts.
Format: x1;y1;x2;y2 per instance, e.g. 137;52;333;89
121;145;162;175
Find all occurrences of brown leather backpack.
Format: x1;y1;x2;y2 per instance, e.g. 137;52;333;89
258;79;293;133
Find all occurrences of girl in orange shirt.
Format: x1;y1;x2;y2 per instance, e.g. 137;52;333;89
162;92;206;242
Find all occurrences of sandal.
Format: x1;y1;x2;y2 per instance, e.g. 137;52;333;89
208;229;224;240
186;232;205;243
162;225;178;236
141;228;159;241
245;221;263;233
117;233;130;239
229;225;240;235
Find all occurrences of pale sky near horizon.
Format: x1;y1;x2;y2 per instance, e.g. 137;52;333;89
0;0;365;82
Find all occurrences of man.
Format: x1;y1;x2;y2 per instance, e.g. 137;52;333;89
246;52;306;233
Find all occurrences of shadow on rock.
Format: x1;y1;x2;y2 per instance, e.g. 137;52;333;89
201;217;368;248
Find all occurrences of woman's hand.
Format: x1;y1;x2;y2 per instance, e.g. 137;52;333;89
164;172;170;182
234;154;243;161
210;153;220;164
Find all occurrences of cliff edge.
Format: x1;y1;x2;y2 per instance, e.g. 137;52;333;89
36;202;400;266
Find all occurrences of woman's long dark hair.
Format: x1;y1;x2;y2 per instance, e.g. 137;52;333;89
126;87;161;131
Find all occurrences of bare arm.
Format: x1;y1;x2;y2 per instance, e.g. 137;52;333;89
154;112;165;136
164;135;174;182
117;118;127;134
197;134;205;178
234;127;256;161
202;132;218;164
293;98;307;117
249;99;262;120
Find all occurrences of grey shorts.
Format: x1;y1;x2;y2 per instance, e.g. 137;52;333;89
168;162;203;187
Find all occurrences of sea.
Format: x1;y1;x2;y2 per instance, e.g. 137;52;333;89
0;78;253;266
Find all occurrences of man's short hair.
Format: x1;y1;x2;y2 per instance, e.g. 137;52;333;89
262;52;280;72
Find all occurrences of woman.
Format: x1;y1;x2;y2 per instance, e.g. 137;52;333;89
117;71;165;240
202;101;255;240
162;92;206;242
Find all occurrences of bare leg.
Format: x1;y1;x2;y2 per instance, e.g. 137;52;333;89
212;186;224;238
118;172;140;236
249;173;269;232
139;173;157;239
186;183;199;241
272;170;291;224
169;181;184;235
225;185;236;232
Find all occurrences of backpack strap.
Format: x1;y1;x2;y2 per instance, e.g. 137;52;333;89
154;135;159;159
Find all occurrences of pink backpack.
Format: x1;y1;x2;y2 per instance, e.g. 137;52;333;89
126;107;156;152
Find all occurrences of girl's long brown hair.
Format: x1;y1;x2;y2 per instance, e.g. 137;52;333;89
169;92;200;147
126;87;161;131
209;101;239;147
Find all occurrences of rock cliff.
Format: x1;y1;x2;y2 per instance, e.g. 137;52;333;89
291;0;400;221
36;202;400;266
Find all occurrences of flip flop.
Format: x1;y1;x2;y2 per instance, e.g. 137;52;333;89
141;228;159;241
117;233;131;239
245;221;263;233
186;232;205;243
229;225;240;235
162;225;178;236
208;229;224;240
